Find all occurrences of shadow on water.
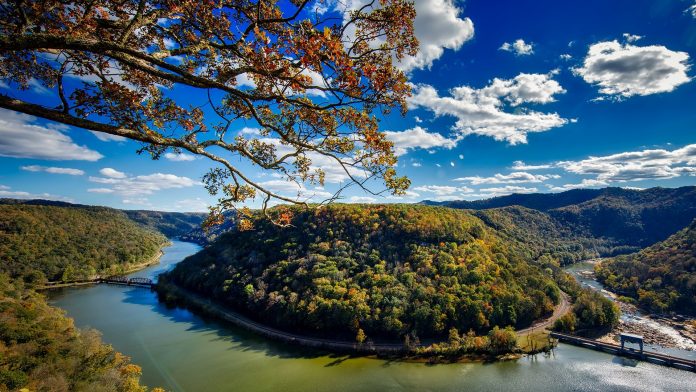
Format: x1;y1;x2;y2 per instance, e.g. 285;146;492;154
119;286;354;363
612;356;640;368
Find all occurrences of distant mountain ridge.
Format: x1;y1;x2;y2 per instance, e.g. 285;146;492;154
424;187;696;256
596;219;696;315
0;198;207;241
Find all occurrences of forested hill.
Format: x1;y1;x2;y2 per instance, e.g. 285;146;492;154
0;202;169;282
0;198;206;240
123;210;206;239
163;204;562;342
425;187;696;255
596;219;696;315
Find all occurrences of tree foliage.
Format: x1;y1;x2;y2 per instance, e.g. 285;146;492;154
596;219;696;315
162;204;560;340
0;275;160;391
0;203;167;282
430;186;696;258
0;0;418;221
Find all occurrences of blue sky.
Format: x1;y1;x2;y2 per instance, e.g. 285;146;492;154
1;0;696;211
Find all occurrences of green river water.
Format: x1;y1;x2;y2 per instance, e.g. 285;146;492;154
48;241;695;391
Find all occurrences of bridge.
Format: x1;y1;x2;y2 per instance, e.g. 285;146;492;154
550;332;696;372
40;276;155;289
99;276;155;288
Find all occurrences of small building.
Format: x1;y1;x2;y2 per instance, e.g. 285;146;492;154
619;333;644;353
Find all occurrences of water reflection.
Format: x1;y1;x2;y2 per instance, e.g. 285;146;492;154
49;241;696;392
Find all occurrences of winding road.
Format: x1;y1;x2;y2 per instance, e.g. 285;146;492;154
517;291;571;336
164;282;571;353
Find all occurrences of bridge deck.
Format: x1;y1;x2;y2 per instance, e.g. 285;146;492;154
550;332;695;372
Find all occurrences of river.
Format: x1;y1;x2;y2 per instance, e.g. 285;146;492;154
48;241;696;391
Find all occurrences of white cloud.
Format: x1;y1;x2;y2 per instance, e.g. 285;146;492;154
559;54;572;61
383;126;459;156
622;33;643;43
164;152;196;162
688;3;696;18
28;78;52;95
409;71;568;145
89;172;198;196
99;168;127;179
0;185;73;202
122;197;152;206
511;160;553;170
349;196;377;203
557;144;696;183
21;165;84;176
0;108;103;161
88;188;115;194
458;154;464;160
413;185;473;196
398;0;474;71
547;179;609;192
171;197;210;212
412;162;422;167
475;185;538;197
90;131;126;142
454;171;560;185
238;127;262;136
573;40;691;98
330;0;473;72
500;39;534;56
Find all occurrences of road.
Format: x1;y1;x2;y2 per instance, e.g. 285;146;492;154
517;291;571;336
164;282;572;352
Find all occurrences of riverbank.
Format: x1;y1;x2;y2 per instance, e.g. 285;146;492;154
566;260;696;353
156;280;562;361
38;241;170;290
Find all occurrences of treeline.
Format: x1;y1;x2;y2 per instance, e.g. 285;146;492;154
0;274;159;391
533;257;620;334
163;204;562;342
596;219;696;315
0;203;167;283
428;186;696;258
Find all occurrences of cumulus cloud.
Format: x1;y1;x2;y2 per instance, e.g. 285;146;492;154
398;0;474;71
87;188;115;194
0;109;103;161
90;131;126;142
89;171;198;196
413;185;473;196
559;54;572;61
328;0;473;71
511;160;553;170
164;152;196;162
573;40;691;98
349;196;377;203
383;126;459;156
99;168;127;179
622;33;643;43
0;185;73;202
454;171;560;185
500;39;534;56
557;144;696;183
409;71;568;144
546;179;609;192
688;3;696;18
21;165;84;176
476;185;538;196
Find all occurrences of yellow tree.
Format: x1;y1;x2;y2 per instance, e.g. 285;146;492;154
0;0;417;225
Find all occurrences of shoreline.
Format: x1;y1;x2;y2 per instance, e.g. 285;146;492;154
38;241;170;290
568;261;696;352
156;280;556;361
